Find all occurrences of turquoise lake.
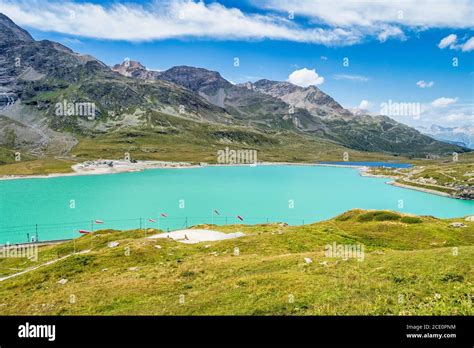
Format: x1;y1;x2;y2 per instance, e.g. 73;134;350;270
0;165;473;244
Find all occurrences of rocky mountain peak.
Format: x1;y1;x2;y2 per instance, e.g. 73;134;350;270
0;13;34;44
250;79;352;119
158;65;231;92
111;60;159;79
113;60;146;71
252;79;300;94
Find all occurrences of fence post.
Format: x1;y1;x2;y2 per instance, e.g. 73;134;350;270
27;233;30;243
139;218;142;230
35;224;38;242
185;217;188;228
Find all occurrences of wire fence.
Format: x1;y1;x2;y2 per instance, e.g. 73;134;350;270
0;216;312;245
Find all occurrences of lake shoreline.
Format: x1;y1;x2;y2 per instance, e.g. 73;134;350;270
0;160;324;181
358;167;463;199
387;181;453;198
0;160;466;201
319;164;464;200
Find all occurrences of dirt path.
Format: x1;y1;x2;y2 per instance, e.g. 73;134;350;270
0;249;90;282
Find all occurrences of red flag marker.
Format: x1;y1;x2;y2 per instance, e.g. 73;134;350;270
79;230;90;234
95;220;104;224
237;215;244;221
148;218;157;223
160;213;168;218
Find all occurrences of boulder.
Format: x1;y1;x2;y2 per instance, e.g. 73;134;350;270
449;222;466;228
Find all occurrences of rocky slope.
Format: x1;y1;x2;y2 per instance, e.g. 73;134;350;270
153;65;467;156
243;79;463;156
0;14;235;155
248;79;353;119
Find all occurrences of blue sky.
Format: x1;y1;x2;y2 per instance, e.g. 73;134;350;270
1;0;473;128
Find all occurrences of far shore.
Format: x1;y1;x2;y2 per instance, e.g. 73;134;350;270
0;159;324;181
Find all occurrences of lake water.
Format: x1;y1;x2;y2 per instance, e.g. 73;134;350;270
317;162;413;168
0;165;472;244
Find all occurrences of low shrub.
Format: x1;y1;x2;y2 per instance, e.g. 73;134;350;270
401;216;422;224
357;211;401;222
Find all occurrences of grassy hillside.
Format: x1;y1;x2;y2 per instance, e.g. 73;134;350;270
0;111;408;176
0;209;472;315
70;115;406;164
0;157;76;176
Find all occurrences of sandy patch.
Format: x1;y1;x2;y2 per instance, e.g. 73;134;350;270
147;229;245;244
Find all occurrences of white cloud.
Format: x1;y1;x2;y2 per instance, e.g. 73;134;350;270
416;80;434;88
61;37;82;45
392;100;473;128
1;0;473;45
0;0;361;45
334;74;368;82
288;68;324;87
461;37;474;51
444;113;474;122
438;34;474;51
257;0;474;28
377;26;406;42
431;97;458;107
438;34;458;49
358;100;370;109
350;100;372;116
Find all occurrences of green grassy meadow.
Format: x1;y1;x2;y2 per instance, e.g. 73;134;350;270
0;210;472;315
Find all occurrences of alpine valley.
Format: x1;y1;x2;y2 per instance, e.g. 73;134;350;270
0;12;469;170
0;2;473;322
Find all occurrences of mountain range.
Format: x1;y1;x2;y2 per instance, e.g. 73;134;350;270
416;124;474;149
0;12;469;162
